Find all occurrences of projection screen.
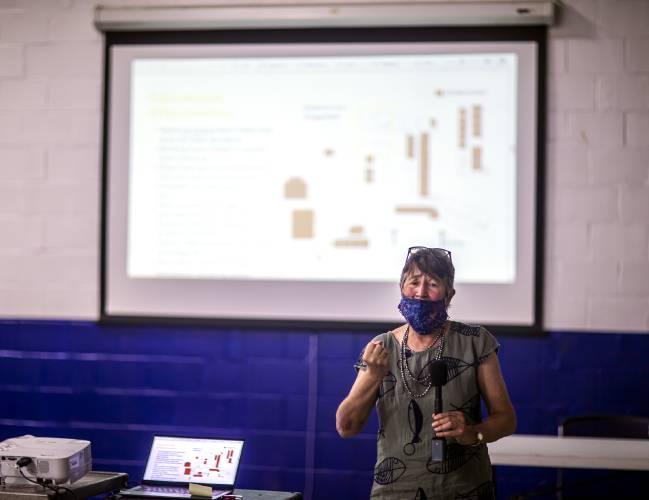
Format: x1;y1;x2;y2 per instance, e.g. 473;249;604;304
102;29;543;331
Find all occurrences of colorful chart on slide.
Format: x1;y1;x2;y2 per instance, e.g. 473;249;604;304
145;438;241;483
127;52;517;284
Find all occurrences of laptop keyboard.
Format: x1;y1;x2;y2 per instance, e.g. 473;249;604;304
141;486;193;494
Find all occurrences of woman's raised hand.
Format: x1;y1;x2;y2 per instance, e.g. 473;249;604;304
362;340;390;380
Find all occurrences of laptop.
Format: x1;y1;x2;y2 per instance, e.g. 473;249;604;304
119;435;245;500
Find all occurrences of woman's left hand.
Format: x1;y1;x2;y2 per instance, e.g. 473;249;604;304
432;411;476;445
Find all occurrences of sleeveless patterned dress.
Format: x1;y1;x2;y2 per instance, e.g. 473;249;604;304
363;321;500;500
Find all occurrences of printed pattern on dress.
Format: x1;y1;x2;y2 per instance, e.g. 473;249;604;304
426;443;480;475
440;355;476;383
414;487;428;500
450;393;482;425
379;371;397;398
369;325;497;498
414;357;447;383
374;457;406;485
477;352;493;365
454;481;495;499
403;399;424;455
452;323;482;337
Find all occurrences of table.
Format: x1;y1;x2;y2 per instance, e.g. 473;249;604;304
488;434;649;470
0;473;300;500
0;471;128;500
229;490;301;500
109;490;300;500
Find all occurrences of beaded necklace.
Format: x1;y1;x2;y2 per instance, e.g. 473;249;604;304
398;325;445;399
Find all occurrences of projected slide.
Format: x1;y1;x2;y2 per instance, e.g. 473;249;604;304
127;51;517;284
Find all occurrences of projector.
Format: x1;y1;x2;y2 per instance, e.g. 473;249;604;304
0;435;91;485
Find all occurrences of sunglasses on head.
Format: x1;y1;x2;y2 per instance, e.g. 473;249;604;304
405;246;452;264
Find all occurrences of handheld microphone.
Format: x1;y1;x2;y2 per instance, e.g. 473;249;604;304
429;360;448;463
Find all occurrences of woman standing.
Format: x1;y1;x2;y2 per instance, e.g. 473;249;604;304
336;246;516;499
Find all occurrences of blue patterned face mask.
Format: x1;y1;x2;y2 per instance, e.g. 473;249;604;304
397;296;448;334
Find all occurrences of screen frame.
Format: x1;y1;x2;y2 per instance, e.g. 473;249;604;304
100;26;546;336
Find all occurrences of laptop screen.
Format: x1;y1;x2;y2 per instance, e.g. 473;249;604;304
143;436;244;487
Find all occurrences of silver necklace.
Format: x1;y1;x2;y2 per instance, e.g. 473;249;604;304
399;326;445;399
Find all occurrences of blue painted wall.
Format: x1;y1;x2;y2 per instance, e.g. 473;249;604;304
1;320;647;499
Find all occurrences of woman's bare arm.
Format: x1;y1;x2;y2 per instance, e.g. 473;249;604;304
336;340;390;438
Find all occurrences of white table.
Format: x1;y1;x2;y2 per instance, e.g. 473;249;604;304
488;434;649;471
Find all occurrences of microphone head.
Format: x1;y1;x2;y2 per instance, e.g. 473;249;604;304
429;360;448;386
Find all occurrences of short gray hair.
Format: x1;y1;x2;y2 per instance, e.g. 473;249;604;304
399;248;455;297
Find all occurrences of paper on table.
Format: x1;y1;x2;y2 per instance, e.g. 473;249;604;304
189;483;213;497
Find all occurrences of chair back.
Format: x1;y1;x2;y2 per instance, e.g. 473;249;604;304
556;414;649;500
559;414;649;439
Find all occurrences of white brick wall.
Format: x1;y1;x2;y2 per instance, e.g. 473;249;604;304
545;0;649;332
568;38;625;74
0;0;100;319
626;38;649;71
0;44;23;77
548;74;595;110
0;79;48;109
568;111;625;149
626;112;649;146
591;223;648;260
589;148;649;185
0;0;647;331
0;110;24;143
588;297;649;331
